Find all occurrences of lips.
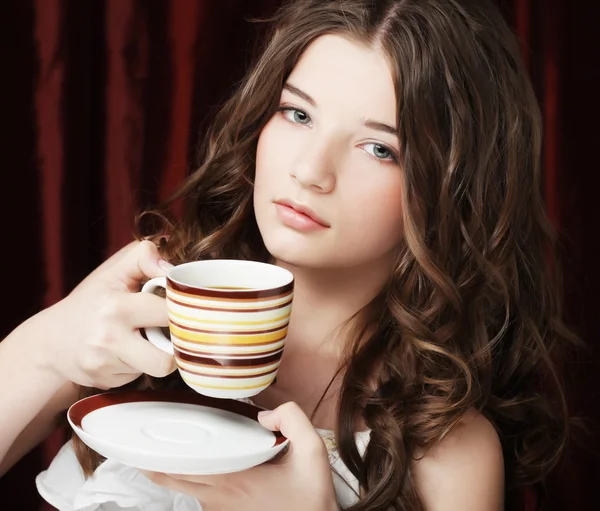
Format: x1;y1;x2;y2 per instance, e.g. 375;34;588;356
274;199;330;227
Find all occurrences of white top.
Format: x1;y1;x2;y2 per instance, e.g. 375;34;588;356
36;428;370;510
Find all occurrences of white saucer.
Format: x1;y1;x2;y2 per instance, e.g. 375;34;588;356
68;390;288;475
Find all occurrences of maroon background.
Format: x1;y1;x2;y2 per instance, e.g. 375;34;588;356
1;0;598;509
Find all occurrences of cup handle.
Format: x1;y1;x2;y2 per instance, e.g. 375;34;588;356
140;276;174;356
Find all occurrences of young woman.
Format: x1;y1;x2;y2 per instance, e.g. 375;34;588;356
0;0;579;509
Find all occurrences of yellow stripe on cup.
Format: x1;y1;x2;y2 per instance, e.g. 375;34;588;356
180;373;277;391
169;324;288;345
172;336;286;354
168;309;290;327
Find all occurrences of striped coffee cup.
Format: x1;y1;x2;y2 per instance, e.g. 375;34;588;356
141;259;294;399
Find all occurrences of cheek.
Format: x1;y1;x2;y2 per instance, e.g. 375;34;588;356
254;121;291;227
255;121;285;192
341;176;404;248
254;128;269;186
254;128;273;206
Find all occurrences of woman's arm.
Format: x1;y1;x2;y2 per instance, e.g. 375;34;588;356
0;240;175;473
0;310;73;473
0;362;78;476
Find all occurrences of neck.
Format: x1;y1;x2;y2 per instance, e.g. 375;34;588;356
276;256;393;356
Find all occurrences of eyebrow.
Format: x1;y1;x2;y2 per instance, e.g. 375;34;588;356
283;82;398;136
364;120;398;136
283;83;316;107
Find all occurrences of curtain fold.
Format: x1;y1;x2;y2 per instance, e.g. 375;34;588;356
1;1;597;509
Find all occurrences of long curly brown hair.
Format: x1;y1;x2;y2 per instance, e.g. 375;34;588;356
73;1;580;509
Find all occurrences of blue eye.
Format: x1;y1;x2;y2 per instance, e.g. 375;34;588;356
279;107;312;126
363;143;398;164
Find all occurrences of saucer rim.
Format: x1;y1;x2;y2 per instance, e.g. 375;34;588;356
67;389;289;461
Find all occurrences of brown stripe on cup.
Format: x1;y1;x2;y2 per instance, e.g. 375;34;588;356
174;346;285;358
181;366;279;380
174;348;283;367
173;338;287;349
168;295;293;313
168;278;294;300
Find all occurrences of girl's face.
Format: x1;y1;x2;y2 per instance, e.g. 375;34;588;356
254;34;404;270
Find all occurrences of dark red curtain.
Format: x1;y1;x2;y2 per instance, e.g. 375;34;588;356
1;1;597;509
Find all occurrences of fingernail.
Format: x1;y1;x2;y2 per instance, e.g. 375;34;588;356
258;410;273;417
158;259;174;272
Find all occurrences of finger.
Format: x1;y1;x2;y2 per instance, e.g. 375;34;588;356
257;402;324;454
94;371;142;390
164;473;223;486
141;471;219;504
116;292;169;328
113;329;177;378
113;239;173;290
167;465;272;488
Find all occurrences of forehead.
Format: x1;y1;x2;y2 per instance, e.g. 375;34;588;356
286;34;397;124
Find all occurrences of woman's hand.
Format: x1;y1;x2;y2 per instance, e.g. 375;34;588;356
32;239;176;389
143;402;339;511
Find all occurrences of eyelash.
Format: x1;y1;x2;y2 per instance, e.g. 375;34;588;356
362;143;399;165
276;106;399;165
277;106;312;126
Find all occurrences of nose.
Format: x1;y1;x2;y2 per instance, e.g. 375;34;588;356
289;136;337;193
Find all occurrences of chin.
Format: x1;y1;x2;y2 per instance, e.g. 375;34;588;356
267;243;365;270
257;217;352;269
262;238;326;269
266;244;316;268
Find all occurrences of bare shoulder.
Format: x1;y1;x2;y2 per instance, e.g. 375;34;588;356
412;410;504;511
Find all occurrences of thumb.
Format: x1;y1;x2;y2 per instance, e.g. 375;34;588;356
114;239;174;288
258;402;323;453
